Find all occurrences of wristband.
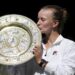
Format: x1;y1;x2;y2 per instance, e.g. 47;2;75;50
39;59;48;68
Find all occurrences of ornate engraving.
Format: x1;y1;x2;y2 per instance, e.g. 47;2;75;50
0;14;41;65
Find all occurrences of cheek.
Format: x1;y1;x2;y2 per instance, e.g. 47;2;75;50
42;22;49;27
41;24;51;33
43;23;51;30
38;21;52;31
43;23;53;32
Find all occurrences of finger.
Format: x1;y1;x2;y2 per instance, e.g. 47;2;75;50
35;42;41;47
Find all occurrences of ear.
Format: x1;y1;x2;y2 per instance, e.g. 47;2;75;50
53;20;59;28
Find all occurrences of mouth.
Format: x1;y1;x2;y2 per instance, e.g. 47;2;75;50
38;26;42;30
37;27;42;31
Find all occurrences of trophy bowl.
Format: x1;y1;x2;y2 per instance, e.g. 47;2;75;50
0;14;41;65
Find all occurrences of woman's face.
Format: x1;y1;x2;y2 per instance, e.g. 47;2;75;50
37;9;56;34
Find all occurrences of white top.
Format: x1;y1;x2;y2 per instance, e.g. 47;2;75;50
34;35;75;75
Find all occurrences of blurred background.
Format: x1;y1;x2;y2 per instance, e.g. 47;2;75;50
0;0;75;41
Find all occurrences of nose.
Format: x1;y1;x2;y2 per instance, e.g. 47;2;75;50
37;20;40;26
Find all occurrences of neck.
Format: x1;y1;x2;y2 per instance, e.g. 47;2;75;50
48;31;59;44
42;31;60;48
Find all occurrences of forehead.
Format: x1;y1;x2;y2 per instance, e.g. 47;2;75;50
38;9;54;18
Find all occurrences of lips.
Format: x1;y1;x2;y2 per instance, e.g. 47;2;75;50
38;26;42;30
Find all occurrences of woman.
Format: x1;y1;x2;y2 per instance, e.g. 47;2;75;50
33;5;75;75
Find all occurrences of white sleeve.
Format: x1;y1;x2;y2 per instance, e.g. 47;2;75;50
44;43;75;75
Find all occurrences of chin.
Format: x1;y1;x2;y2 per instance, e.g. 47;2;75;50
40;30;47;34
41;32;46;34
41;31;45;34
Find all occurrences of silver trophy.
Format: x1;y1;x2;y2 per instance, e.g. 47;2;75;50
0;14;41;65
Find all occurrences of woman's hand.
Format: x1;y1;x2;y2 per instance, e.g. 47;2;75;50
33;43;42;64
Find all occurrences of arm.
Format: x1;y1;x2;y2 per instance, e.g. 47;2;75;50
33;43;75;75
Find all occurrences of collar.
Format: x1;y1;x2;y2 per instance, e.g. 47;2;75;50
53;34;64;45
42;35;64;49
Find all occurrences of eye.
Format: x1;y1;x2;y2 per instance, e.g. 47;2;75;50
41;18;46;22
37;17;46;22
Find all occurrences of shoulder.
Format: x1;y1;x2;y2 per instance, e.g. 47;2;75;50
63;37;75;45
60;37;75;55
57;35;75;46
61;37;75;50
59;35;75;48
